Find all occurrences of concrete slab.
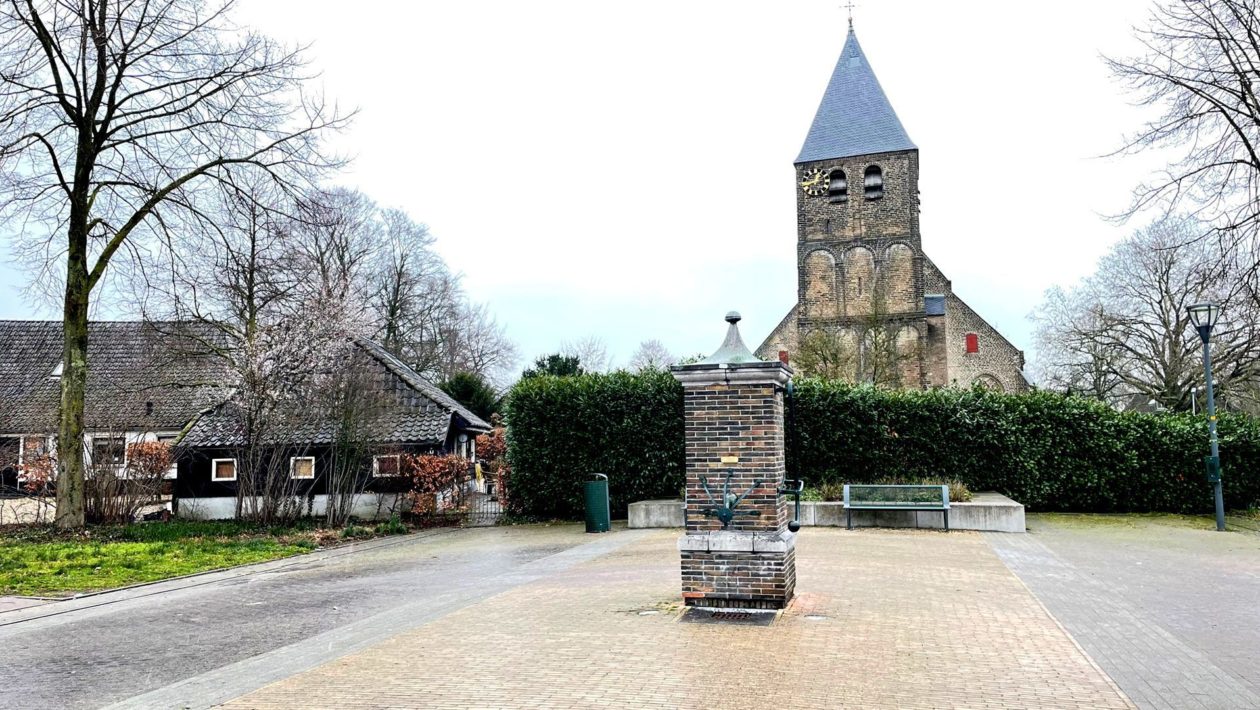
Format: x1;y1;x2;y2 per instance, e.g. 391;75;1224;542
630;492;1026;532
627;499;683;528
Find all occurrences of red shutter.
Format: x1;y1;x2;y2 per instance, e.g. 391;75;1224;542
965;333;979;354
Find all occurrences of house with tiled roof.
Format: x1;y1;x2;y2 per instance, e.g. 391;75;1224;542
0;321;228;491
175;337;491;519
0;321;490;519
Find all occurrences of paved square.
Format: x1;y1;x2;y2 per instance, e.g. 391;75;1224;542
990;514;1260;710
222;528;1131;709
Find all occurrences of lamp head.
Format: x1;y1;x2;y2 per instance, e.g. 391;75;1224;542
1187;302;1221;343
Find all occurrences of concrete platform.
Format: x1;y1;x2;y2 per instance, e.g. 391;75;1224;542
628;491;1025;532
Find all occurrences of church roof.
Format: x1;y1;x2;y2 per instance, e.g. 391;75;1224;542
796;27;916;164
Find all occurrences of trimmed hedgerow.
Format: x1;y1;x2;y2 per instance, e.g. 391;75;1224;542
504;374;1260;519
789;381;1260;514
503;370;685;520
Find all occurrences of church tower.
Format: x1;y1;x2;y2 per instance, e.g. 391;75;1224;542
791;25;929;387
757;24;1028;392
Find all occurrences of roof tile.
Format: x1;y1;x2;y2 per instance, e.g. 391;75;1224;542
796;28;916;164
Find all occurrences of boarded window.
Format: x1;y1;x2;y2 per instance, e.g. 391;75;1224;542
828;170;848;203
373;455;400;477
291;456;315;479
864;165;884;200
965;333;979;354
212;458;237;481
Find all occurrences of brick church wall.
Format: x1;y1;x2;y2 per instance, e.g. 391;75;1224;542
796;151;919;245
924;259;1026;392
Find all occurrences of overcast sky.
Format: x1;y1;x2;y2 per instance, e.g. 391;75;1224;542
0;0;1170;379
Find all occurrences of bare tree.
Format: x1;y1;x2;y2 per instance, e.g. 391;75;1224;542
562;335;610;373
793;289;916;386
1032;286;1126;400
0;0;345;527
1032;217;1260;409
294;187;382;308
628;339;675;372
320;349;386;527
142;179;369;524
1108;0;1260;270
793;329;858;381
372;209;450;371
436;301;519;387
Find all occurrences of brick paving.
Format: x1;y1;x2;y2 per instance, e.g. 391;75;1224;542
989;515;1260;710
222;528;1131;710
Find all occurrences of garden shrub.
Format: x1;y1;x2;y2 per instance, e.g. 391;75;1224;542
504;373;1260;519
504;370;685;519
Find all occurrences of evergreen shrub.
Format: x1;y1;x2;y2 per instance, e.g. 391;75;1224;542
504;374;1260;519
504;370;685;519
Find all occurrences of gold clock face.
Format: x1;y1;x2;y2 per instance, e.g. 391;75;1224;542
799;168;827;196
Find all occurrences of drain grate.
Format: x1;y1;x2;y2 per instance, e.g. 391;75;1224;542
679;607;777;626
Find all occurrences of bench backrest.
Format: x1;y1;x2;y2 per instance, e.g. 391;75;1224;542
843;484;949;508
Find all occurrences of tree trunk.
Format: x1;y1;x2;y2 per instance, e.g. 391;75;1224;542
55;232;91;528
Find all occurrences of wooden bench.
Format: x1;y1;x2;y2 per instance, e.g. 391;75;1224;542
842;484;950;531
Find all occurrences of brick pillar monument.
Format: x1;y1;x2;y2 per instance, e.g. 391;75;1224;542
671;312;796;609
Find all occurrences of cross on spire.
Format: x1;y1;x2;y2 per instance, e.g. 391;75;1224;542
843;1;857;28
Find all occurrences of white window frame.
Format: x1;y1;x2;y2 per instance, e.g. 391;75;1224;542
290;456;315;480
372;454;401;477
155;434;180;478
211;458;237;482
91;435;127;467
16;435;52;473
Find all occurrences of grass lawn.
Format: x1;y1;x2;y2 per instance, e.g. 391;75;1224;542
0;520;351;597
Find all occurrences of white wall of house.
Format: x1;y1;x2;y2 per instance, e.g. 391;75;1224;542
4;430;181;479
176;494;406;521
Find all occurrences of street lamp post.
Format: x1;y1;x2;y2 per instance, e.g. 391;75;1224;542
1187;302;1225;531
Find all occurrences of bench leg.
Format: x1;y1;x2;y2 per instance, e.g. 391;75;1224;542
944;510;949;532
846;508;852;530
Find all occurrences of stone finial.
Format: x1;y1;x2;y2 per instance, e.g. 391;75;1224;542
698;311;762;366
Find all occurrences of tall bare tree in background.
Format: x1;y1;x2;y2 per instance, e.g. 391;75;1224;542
1033;218;1260;410
141;179;377;523
0;0;344;527
628;339;675;372
1108;0;1260;286
562;335;610;373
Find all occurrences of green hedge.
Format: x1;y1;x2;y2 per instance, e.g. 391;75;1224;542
790;381;1260;514
504;374;1260;519
503;370;685;519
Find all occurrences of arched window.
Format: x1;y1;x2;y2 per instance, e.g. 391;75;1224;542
864;165;884;200
828;170;848;203
973;374;1004;392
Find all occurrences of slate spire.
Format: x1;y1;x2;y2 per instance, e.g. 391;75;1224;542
795;27;916;164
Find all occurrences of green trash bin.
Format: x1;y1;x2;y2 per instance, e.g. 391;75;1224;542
584;473;611;533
